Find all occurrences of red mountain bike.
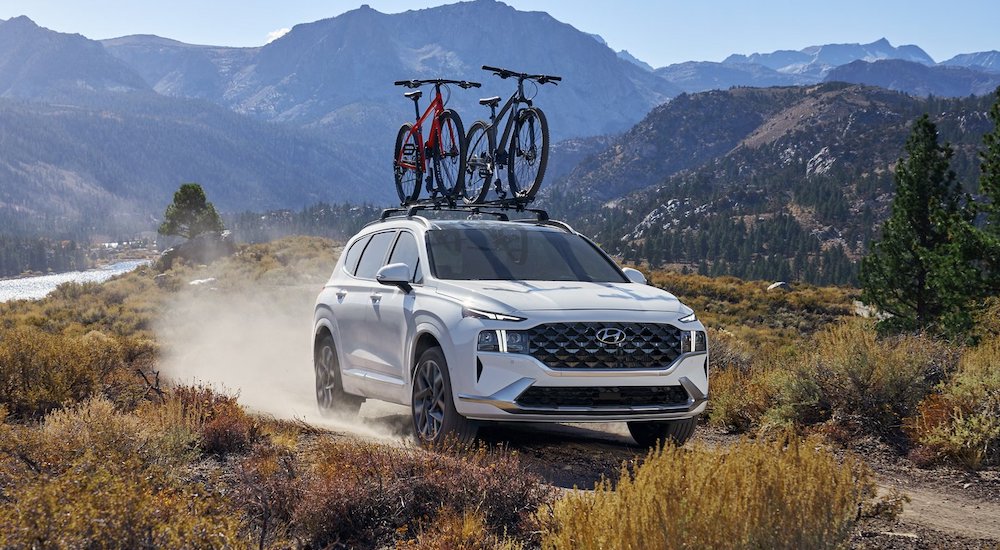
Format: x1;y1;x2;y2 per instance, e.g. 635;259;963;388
393;78;480;205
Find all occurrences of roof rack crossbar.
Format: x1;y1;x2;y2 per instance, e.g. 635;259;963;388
377;198;548;223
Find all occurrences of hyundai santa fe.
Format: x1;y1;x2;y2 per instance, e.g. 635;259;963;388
313;212;708;446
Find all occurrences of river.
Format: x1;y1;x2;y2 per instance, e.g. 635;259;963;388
0;260;150;303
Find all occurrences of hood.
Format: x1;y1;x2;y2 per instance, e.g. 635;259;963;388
434;280;688;315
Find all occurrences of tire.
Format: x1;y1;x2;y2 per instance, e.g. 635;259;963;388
507;107;549;200
411;346;477;446
627;416;699;448
394;122;422;205
431;109;466;201
463;120;494;204
314;333;364;417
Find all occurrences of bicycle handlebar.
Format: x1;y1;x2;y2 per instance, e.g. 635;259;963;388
481;65;562;85
393;79;481;89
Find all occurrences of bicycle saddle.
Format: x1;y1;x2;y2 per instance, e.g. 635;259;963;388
404;90;423;100
478;96;501;107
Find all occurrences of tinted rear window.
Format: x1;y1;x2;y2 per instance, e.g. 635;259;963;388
427;227;626;282
342;234;371;275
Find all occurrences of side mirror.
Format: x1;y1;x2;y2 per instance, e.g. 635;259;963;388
376;263;413;293
623;267;647;285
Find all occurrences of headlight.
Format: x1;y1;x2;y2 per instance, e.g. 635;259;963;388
680;330;707;353
463;306;525;322
477;329;530;353
679;311;698;323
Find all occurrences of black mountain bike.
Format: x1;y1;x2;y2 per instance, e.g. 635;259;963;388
393;78;480;205
463;66;561;204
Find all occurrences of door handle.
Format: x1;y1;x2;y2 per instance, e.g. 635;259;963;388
335;290;347;299
370;293;382;303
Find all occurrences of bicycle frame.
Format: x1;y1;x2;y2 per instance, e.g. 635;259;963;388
481;81;533;167
396;85;459;173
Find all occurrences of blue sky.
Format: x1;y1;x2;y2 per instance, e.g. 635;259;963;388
1;1;997;67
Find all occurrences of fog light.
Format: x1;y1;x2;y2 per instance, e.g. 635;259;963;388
477;330;500;352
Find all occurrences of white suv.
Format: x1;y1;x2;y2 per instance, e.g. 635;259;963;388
313;211;708;446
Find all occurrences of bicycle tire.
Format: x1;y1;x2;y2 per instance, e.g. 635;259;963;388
394;122;423;205
507;107;549;200
431;109;466;201
463;120;494;204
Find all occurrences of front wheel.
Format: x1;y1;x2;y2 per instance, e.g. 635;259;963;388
411;347;477;446
463;120;495;204
314;333;364;417
431;109;466;201
507;107;549;200
394;123;422;205
627;417;699;448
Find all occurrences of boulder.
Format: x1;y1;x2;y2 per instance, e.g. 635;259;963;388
767;281;791;292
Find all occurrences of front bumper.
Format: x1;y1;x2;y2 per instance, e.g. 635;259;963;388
455;350;709;422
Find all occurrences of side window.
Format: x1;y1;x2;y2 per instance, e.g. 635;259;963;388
354;231;396;280
388;231;422;283
342;234;372;276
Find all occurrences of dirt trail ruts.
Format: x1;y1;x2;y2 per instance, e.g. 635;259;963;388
878;483;1000;542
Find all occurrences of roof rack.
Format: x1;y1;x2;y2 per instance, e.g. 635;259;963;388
378;198;549;223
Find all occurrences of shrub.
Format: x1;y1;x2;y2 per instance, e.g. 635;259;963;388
139;385;258;456
397;510;524;550
293;440;549;548
541;436;874;550
233;441;301;549
0;398;242;548
762;320;955;436
0;327;129;418
907;336;1000;468
0;458;240;549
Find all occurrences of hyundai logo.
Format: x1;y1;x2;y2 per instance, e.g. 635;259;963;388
595;327;627;345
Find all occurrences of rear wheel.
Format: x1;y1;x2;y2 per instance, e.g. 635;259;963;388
432;109;466;201
394;122;422;205
411;347;477;446
507;107;549;200
463;120;494;204
627;417;699;448
314;333;364;417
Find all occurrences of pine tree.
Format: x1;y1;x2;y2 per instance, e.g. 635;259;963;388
158;183;224;239
859;115;978;336
979;87;1000;292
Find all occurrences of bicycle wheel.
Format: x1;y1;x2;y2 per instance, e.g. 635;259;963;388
463;120;494;204
394;122;422;205
431;109;466;201
507;107;549;200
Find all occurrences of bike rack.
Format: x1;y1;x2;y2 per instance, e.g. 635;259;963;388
379;197;549;223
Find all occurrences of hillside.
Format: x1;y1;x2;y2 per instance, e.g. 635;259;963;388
546;84;995;284
0;96;381;233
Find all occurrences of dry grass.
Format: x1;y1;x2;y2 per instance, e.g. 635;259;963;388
541;436;874;550
647;270;856;348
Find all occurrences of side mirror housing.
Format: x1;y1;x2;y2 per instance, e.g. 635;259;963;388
623;267;647;285
376;263;413;293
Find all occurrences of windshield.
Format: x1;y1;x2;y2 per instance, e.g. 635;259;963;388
426;227;627;282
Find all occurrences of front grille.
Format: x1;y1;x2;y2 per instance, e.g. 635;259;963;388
526;322;683;369
516;385;689;408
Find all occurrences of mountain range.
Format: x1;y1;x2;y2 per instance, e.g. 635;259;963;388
541;84;995;284
0;0;998;252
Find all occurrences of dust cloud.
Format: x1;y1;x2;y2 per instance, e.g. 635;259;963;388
155;279;410;442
